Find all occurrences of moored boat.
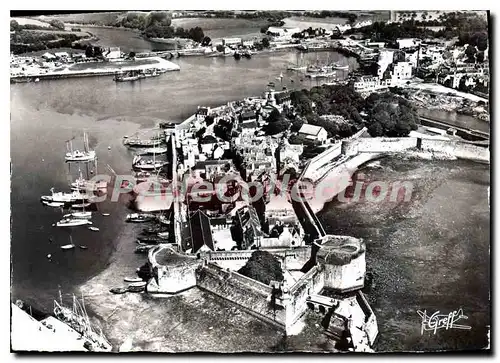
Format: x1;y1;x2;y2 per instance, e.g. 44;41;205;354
127;281;147;292
124;277;143;283
123;138;162;147
53;293;112;352
88;226;100;232
126;213;156;223
138;147;168;155
56;218;92;227
110;287;128;294
65;133;95;162
60;244;75;250
42;201;65;207
64;211;92;219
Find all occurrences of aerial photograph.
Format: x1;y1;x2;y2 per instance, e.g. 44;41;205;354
10;9;490;353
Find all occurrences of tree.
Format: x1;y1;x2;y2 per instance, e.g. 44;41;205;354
262;37;270;48
465;44;477;63
267;108;281;123
188;26;205;43
216;44;224;53
128;51;136;59
85;44;94;58
476;51;485;63
365;92;419;137
264;119;291;135
10;20;20;32
201;36;211;46
347;13;357;25
238;250;284;285
204;115;215;126
49;19;65;30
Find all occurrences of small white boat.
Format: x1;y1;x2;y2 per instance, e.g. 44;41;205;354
65;150;96;162
138;147;168;155
124;277;143;283
43;201;65;207
56;218;92;227
65;132;96;162
71;202;92;209
102;213;110;216
126;213;155;223
47;254;52;259
88;226;100;232
64;211;92;219
60;244;75;250
41;188;75;203
79;245;88;250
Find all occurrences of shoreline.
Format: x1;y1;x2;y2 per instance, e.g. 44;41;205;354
10;57;180;82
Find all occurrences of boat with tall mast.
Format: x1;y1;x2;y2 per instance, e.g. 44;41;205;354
53;292;112;352
65;133;96;162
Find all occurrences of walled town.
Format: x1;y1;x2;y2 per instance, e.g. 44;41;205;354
11;10;490;353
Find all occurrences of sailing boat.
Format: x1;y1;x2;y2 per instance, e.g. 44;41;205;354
63;183;92;219
132;137;168;171
71;170;107;192
65;133;96;162
53;292;112;352
61;235;76;249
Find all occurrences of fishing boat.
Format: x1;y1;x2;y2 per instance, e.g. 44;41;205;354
88;226;100;232
124;277;143;283
137;235;167;244
71;173;107;192
65;133;96;162
60;244;75;250
138;147;168;155
132;155;167;171
332;63;349;70
133;159;168;171
233;51;241;60
110;287;128;294
135;244;154;254
56;218;93;227
127;281;147;293
157;214;170;225
123;138;162;147
114;71;140;82
243;50;252;59
126;213;156;223
79;245;88;249
53;293;112;352
102;213;110;216
42;201;65;207
143;225;168;234
71;202;92;209
41;188;76;203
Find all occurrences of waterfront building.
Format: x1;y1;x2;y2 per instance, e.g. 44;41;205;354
222;38;242;47
298;124;328;144
104;47;121;61
391;61;413;82
41;52;56;61
239;120;259;135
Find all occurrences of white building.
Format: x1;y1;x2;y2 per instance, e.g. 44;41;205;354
104;47;121;60
222;38;242;46
391;61;413;83
354;76;382;92
298;124;328;143
396;38;421;49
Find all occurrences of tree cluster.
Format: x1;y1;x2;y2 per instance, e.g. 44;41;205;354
263;109;291;135
238;250;284;285
365;92;419;137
